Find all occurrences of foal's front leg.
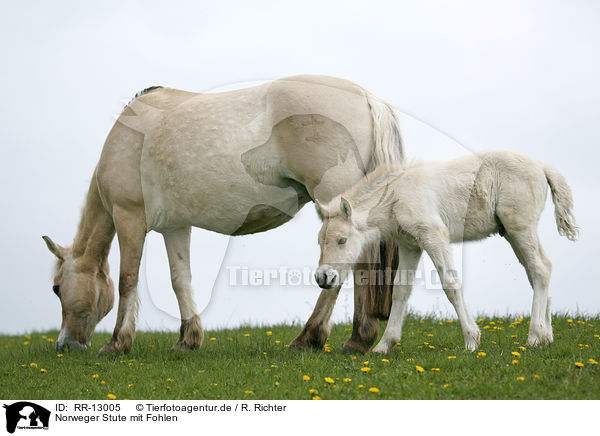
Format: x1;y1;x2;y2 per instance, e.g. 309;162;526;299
163;227;204;351
422;233;480;351
372;246;422;354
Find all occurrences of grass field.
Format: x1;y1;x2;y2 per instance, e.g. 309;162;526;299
1;315;599;400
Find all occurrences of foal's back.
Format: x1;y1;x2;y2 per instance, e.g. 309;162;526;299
394;150;548;242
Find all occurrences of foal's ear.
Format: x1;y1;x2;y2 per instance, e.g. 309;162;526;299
315;199;328;220
42;236;66;260
340;197;352;220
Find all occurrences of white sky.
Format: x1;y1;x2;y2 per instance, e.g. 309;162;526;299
0;1;598;334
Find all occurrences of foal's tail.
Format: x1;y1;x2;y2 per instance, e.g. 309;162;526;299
544;165;579;241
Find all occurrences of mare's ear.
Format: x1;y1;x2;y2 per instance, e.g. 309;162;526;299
315;199;328;220
340;197;352;220
42;236;66;260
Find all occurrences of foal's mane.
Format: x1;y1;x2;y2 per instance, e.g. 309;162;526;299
344;162;404;207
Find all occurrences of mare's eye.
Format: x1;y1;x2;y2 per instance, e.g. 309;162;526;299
338;237;347;245
52;285;60;296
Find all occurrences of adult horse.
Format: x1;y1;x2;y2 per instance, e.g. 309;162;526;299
42;75;404;354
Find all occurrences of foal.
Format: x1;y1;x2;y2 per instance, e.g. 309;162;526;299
314;150;578;352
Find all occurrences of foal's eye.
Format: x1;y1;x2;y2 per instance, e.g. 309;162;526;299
52;285;60;296
337;237;347;246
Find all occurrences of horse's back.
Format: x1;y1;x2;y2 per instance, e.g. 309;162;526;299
97;76;375;234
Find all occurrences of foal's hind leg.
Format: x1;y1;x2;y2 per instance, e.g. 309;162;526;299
163;227;204;351
99;206;146;355
372;246;422;354
422;230;480;351
504;228;553;346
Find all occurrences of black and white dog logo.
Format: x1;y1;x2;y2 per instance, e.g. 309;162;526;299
3;402;50;433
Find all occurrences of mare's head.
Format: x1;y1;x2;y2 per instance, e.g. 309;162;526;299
42;236;114;351
314;197;366;289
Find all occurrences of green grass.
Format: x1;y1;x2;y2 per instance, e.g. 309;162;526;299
1;315;599;400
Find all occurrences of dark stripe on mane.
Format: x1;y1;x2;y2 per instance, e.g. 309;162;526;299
127;85;163;106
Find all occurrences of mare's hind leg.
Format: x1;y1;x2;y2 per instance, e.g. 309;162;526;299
289;286;341;350
372;246;422;354
422;229;480;351
163;227;204;351
99;206;146;355
504;228;553;345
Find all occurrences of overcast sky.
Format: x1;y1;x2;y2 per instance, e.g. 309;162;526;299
1;1;598;334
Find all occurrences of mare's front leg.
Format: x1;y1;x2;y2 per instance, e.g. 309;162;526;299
163;227;204;351
422;229;480;351
372;246;422;354
289;286;341;350
99;206;146;355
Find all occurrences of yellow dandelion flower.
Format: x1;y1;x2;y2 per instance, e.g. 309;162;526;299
482;325;490;330
574;362;584;368
209;337;216;341
360;367;371;372
266;331;273;336
324;377;335;384
312;396;322;400
166;378;173;382
47;338;54;343
57;354;63;358
29;363;38;368
368;387;380;393
92;374;99;379
589;359;598;365
309;389;319;395
415;365;424;373
244;390;254;395
534;374;540;380
23;341;30;345
343;378;352;382
443;383;450;388
516;377;525;381
352;356;357;359
42;335;47;339
518;346;526;351
100;381;105;385
511;351;521;357
381;358;390;363
512;360;519;364
448;356;456;359
40;369;46;373
427;333;434;337
477;352;486;357
128;384;134;387
275;340;281;344
431;368;440;371
107;394;116;400
24;334;31;340
302;375;310;381
363;361;369;365
243;333;250;337
567;319;573;323
271;365;277;368
357;384;364;388
274;381;280;387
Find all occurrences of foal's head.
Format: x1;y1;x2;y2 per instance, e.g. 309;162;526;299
43;236;114;351
314;197;365;289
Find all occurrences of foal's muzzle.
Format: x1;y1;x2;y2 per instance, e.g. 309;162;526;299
315;265;339;289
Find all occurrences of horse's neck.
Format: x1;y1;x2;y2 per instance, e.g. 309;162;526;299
72;171;115;270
